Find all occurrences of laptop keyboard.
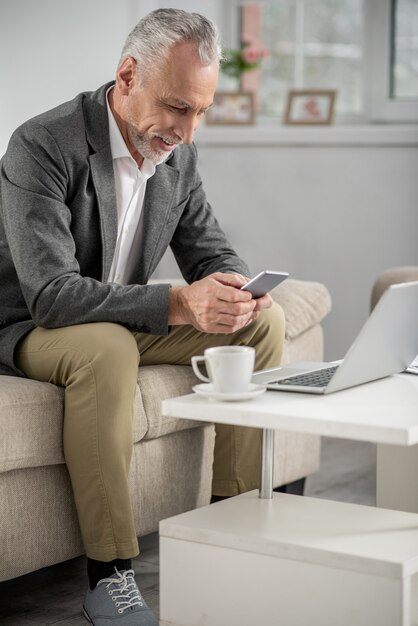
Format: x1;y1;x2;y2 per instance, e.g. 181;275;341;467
272;365;339;388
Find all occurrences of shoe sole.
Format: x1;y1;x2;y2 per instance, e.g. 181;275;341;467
83;607;93;624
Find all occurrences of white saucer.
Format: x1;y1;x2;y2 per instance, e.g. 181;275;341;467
192;383;266;402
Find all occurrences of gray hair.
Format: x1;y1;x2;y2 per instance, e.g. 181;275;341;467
119;8;222;80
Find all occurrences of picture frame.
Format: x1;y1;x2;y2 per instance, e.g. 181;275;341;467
205;92;255;125
284;89;337;125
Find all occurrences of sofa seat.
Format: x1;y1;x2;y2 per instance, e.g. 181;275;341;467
0;365;205;474
0;277;331;582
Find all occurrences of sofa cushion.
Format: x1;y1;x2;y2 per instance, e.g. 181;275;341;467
138;365;201;440
0;365;201;473
271;279;331;340
0;376;65;472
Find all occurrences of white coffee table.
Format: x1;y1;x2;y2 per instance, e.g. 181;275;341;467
159;373;418;626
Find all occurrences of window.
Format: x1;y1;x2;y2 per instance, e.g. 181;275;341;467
258;0;364;120
221;0;418;123
391;0;418;100
365;0;418;120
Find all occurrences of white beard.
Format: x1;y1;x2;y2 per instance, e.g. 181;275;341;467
127;124;180;165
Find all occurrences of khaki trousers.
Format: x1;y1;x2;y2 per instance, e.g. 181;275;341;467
16;303;284;561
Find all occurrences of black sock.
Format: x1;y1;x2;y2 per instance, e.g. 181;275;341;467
87;557;132;590
210;494;231;503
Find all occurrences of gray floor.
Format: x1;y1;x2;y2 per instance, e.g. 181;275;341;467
0;437;376;625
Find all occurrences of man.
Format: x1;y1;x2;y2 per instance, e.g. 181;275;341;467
0;8;284;625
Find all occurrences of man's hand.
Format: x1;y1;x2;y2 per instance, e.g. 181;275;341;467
168;272;273;334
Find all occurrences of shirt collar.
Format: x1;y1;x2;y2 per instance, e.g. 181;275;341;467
106;87;156;179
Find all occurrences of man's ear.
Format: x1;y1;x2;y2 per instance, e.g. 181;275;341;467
115;56;138;95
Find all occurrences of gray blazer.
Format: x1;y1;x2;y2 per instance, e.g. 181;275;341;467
0;82;248;376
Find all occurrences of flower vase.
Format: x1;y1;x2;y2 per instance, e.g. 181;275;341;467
241;69;261;111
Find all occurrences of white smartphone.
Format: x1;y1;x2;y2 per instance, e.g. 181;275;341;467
240;270;289;298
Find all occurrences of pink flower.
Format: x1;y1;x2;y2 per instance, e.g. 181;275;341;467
220;40;269;78
242;47;260;63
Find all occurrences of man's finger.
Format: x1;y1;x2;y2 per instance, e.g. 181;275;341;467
216;300;256;316
212;272;249;289
215;282;253;304
253;293;273;310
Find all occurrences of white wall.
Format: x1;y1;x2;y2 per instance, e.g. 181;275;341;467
0;0;134;154
0;0;227;155
193;138;418;359
1;0;417;360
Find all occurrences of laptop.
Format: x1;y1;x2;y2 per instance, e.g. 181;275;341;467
252;281;418;394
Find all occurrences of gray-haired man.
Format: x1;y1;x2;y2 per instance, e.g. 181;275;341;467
0;9;284;625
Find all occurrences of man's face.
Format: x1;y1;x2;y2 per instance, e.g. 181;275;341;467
118;42;218;165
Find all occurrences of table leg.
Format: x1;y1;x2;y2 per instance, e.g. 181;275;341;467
259;428;274;499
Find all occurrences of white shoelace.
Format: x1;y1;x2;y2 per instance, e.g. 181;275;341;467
100;568;144;614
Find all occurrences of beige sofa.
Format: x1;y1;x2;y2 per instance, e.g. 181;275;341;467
0;278;331;582
371;266;418;310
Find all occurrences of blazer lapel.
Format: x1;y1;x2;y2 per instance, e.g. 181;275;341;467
89;151;118;281
84;83;118;281
83;82;181;285
133;161;179;284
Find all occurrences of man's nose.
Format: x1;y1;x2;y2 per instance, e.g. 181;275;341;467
176;114;199;144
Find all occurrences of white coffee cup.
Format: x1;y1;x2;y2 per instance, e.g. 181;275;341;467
191;346;255;394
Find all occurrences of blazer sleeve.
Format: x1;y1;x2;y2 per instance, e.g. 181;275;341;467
0;122;171;335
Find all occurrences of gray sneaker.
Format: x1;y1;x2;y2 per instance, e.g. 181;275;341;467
83;568;158;625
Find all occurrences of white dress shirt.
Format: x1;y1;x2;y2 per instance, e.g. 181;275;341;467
106;89;156;285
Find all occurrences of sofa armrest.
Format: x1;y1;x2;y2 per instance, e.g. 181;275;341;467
371;266;418;311
270;279;331;340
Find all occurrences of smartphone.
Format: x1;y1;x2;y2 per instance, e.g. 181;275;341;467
240;270;289;298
